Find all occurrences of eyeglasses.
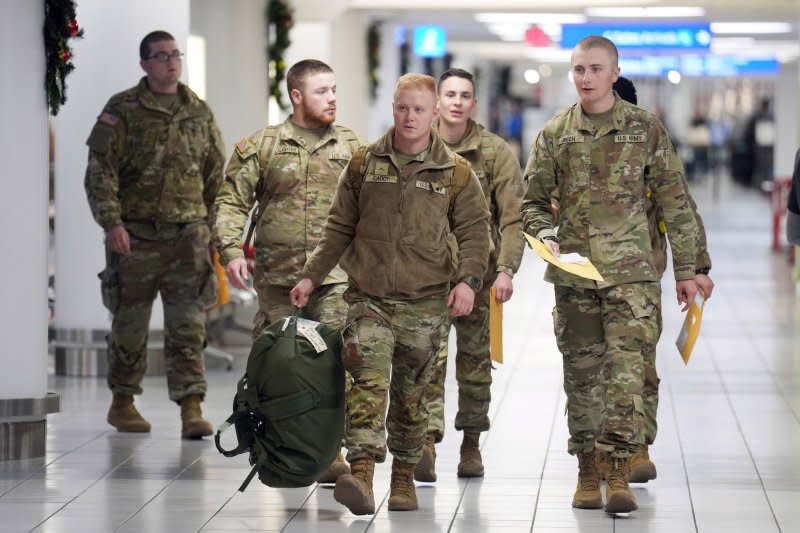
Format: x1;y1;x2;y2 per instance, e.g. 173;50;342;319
145;50;183;63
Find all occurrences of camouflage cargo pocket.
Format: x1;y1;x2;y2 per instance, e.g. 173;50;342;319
98;268;119;313
199;263;219;309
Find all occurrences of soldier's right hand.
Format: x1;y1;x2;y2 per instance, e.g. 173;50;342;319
225;257;250;290
290;278;315;308
543;238;560;256
106;225;131;255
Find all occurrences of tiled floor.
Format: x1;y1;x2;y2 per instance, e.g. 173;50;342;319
2;175;799;532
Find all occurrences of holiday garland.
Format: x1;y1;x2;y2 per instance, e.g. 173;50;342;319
367;21;381;102
44;0;84;116
266;0;294;111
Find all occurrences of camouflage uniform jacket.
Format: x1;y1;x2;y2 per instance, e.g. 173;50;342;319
85;77;225;233
301;128;490;300
648;181;711;276
212;118;362;287
433;119;525;280
522;95;698;288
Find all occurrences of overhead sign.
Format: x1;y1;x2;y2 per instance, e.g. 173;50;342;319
619;55;779;77
413;26;446;58
561;23;712;51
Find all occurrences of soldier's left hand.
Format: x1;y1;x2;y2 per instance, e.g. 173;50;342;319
694;274;714;300
493;272;514;303
675;279;698;312
448;282;475;317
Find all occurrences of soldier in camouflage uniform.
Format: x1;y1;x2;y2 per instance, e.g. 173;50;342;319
291;74;490;515
521;36;700;514
416;68;525;482
605;77;716;484
84;31;225;439
212;59;363;482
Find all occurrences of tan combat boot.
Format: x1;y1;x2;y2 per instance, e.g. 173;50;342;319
457;431;484;478
180;395;213;439
317;452;350;484
630;446;657;483
107;393;151;433
388;459;418;511
334;457;375;515
604;456;638;514
572;449;603;509
595;448;611;481
414;433;437;482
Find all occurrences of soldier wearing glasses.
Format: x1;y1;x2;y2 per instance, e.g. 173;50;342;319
84;30;225;439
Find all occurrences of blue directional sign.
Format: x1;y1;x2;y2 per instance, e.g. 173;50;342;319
413;26;447;58
561;23;712;51
618;55;779;77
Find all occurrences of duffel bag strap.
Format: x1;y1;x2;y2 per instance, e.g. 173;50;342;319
259;389;319;421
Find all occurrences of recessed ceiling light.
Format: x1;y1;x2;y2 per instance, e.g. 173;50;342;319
586;6;705;18
710;22;793;34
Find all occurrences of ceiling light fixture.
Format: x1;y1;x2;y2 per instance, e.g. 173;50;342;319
585;6;705;18
710;22;793;34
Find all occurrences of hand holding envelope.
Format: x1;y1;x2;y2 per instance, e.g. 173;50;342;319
523;232;604;282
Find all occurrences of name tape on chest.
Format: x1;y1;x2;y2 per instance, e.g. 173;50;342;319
415;181;447;195
328;151;350;160
365;174;398;183
558;135;584;145
275;145;300;155
615;134;646;143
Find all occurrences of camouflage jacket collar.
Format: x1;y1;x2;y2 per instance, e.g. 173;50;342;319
432;118;483;155
279;117;339;152
135;77;197;117
572;94;627;138
371;127;456;171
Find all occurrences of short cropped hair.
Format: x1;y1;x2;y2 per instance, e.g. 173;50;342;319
438;68;475;94
286;59;334;93
394;73;437;99
140;30;176;60
574;35;619;66
613;76;637;105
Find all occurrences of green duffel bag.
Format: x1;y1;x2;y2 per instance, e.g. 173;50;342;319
215;312;345;491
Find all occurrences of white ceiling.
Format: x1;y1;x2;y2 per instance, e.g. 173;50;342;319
343;0;800;62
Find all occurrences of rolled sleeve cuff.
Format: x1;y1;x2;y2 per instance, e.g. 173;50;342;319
535;228;557;241
674;266;695;282
219;246;245;265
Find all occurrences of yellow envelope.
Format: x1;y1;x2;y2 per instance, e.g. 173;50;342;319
675;291;705;364
489;287;503;364
205;252;230;312
523;232;604;282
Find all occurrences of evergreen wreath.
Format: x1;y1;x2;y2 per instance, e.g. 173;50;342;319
44;0;84;116
266;0;294;111
367;21;381;102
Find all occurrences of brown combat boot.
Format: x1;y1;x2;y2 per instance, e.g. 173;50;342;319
414;433;437;482
572;450;603;509
595;448;611;481
317;452;350;484
334;458;375;515
107;393;151;433
388;459;418;511
180;395;213;439
457;431;484;478
604;456;638;514
630;446;657;483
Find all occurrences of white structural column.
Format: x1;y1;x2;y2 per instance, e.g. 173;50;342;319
53;0;189;375
774;62;798;178
0;0;59;460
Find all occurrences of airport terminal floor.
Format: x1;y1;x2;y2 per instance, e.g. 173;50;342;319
2;174;799;532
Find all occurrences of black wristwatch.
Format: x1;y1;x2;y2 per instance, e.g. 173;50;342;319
695;267;711;275
462;275;481;293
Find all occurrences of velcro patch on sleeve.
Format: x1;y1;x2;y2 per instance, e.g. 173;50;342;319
98;112;118;127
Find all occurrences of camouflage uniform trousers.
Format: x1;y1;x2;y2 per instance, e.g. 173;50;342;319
342;287;447;464
426;282;492;443
104;223;216;402
252;282;349;338
553;282;660;457
642;299;664;445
